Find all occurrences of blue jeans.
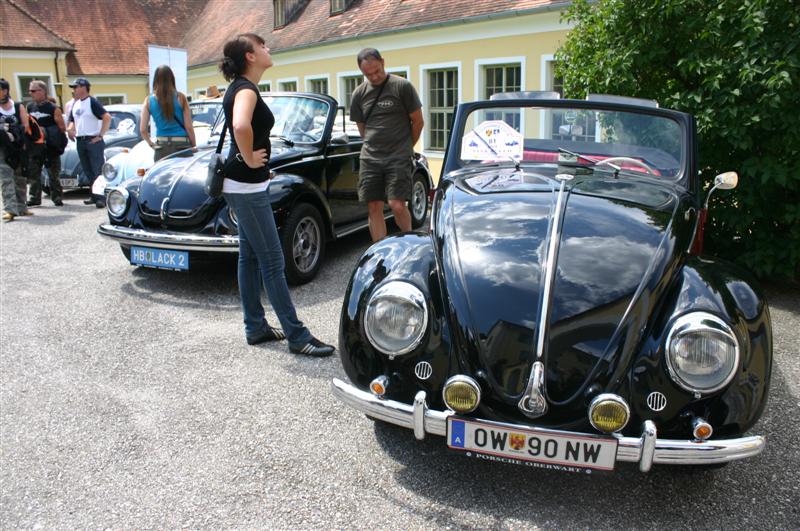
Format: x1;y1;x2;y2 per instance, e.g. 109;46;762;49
76;137;105;194
224;189;312;346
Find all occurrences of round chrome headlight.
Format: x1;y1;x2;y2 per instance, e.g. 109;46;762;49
102;162;117;180
107;187;129;218
665;312;740;394
364;281;428;356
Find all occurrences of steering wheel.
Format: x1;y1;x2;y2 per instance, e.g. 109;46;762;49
595;157;657;175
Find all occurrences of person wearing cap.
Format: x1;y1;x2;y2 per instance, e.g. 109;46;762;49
65;78;110;206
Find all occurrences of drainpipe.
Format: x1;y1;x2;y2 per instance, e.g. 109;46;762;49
54;51;62;107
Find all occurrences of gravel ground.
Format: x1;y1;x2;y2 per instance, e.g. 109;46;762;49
1;196;798;529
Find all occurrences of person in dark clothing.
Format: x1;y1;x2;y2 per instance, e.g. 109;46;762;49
219;33;335;357
1;78;32;222
26;79;66;207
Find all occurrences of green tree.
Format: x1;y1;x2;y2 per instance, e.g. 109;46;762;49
556;0;800;280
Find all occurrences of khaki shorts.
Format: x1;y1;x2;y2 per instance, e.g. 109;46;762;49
358;157;413;202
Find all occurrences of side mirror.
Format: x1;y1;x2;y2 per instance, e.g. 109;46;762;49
329;132;348;145
714;171;738;190
704;171;738;209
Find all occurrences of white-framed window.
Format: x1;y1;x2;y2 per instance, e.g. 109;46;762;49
540;55;598;143
336;71;364;110
278;78;298;92
258;81;271;92
96;94;127;105
475;57;525;132
304;75;329;95
15;73;52;104
420;62;461;153
387;66;410;79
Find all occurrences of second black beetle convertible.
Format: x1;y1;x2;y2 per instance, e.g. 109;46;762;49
333;93;771;473
97;93;432;284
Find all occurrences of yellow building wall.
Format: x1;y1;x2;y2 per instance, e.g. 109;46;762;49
188;11;570;181
0;52;68;105
85;76;149;105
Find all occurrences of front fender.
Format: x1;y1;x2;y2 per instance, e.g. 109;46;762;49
339;233;451;404
630;256;772;438
268;173;333;236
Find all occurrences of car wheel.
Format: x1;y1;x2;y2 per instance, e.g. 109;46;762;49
280;203;325;285
409;172;429;229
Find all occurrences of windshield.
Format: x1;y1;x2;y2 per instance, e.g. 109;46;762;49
458;105;684;179
190;102;221;128
213;95;331;143
108;111;137;134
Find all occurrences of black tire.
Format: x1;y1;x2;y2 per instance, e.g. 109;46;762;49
409;171;429;229
280;203;325;285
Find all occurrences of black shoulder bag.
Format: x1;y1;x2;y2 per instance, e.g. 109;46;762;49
205;119;227;198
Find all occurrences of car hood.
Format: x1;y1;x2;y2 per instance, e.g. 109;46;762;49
434;166;682;410
136;143;307;228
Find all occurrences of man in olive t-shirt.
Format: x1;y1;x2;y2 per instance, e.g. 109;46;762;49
349;48;424;241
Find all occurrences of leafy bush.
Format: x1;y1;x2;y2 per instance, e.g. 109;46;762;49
555;0;800;279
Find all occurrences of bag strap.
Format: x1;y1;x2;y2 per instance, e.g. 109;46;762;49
215;116;227;154
362;74;390;125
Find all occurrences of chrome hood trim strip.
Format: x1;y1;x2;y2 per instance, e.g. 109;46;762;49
518;173;572;418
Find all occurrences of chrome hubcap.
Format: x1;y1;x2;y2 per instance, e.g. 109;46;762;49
293;216;321;273
411;179;426;220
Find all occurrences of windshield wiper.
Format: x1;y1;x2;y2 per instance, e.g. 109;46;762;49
557;147;621;176
270;135;295;147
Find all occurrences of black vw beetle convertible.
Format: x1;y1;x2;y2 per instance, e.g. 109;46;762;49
97;92;432;284
333;93;772;473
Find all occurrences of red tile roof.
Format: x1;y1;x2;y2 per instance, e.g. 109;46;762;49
183;0;568;67
0;0;74;51
13;0;206;75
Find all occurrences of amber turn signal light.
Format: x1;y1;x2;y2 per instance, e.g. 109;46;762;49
370;375;389;397
693;418;713;440
137;168;145;176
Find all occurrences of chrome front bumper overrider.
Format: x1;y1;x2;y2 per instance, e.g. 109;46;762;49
331;378;765;472
97;223;239;253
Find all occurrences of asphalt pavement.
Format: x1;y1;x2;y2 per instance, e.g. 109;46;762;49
1;195;798;529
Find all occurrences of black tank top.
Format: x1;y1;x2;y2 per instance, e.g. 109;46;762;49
222;77;274;183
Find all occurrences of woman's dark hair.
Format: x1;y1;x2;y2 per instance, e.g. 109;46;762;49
220;33;266;81
153;65;177;119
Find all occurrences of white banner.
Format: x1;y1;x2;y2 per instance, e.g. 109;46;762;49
147;45;188;94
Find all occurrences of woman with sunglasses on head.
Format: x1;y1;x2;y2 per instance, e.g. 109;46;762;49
219;33;334;357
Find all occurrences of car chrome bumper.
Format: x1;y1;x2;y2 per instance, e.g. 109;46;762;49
97;223;239;253
331;378;765;472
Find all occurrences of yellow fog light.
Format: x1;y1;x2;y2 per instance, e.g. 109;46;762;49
589;394;630;433
442;375;481;413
